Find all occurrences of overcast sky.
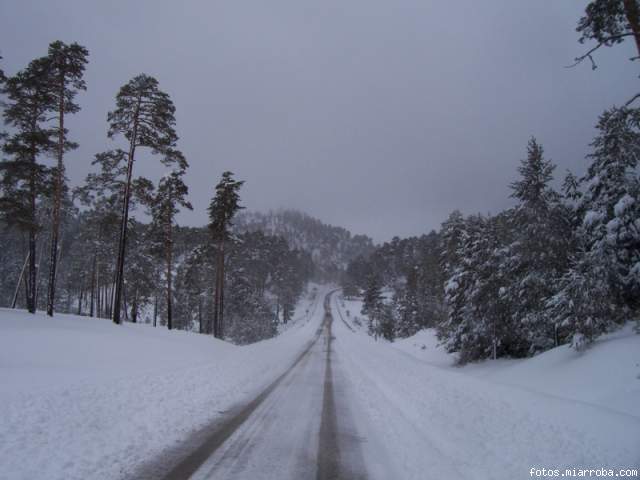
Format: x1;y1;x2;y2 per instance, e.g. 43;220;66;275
1;1;637;242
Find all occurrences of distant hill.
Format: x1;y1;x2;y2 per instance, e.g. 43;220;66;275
233;209;374;280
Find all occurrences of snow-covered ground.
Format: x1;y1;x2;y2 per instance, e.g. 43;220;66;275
337;294;640;417
2;288;638;480
390;318;640;418
277;283;323;334
0;284;331;480
332;293;640;478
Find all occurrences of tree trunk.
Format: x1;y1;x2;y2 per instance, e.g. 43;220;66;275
624;0;640;58
27;141;37;314
112;97;141;325
153;295;158;327
12;252;30;309
107;285;113;319
220;254;225;337
65;287;71;312
23;266;30;308
131;287;138;323
77;288;83;315
34;235;45;311
97;278;102;318
166;208;174;330
46;71;66;317
213;250;221;338
123;284;129;322
213;237;226;339
89;253;97;317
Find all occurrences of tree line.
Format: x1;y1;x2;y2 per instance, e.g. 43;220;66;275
0;43;313;343
342;1;640;362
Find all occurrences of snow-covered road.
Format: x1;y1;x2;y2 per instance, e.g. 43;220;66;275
168;291;640;479
161;291;368;480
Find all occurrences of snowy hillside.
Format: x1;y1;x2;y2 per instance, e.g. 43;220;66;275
234;210;374;278
336;295;640;418
395;325;640;417
331;294;640;479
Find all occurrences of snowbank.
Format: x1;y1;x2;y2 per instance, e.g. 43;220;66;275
336;293;640;418
392;328;455;368
0;285;329;480
391;325;640;417
332;315;640;479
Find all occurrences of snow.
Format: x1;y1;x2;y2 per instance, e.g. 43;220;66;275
0;285;331;480
392;328;456;368
464;324;640;417
614;193;635;217
389;323;640;417
335;296;367;331
583;209;604;226
331;295;640;479
445;277;459;293
2;288;639;480
336;293;640;418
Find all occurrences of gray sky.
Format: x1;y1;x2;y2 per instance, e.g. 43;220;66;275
1;1;638;242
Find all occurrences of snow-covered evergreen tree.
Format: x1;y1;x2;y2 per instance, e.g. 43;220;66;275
503;138;573;352
362;274;386;338
393;266;420;338
551;107;640;347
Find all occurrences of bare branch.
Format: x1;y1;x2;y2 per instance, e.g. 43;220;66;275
624;92;640;106
566;33;634;69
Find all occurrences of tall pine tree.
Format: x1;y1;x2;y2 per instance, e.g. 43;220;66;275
504;138;572;351
208;171;244;339
0;57;56;313
43;41;89;317
148;162;192;330
107;74;178;324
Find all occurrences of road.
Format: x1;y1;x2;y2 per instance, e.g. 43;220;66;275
160;291;369;480
135;290;639;480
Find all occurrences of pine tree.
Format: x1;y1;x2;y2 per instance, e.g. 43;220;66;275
107;74;178;324
394;266;420;338
208;171;244;338
177;246;210;333
574;0;640;106
438;210;468;350
362;274;385;338
75;149;153;318
0;53;5;84
341;255;371;296
550;107;640;348
505;138;572;352
124;221;157;324
415;231;445;331
148;162;192;330
562;170;583;206
588;108;640;307
43;41;89;317
438;212;517;363
575;0;640;68
0;56;56;313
